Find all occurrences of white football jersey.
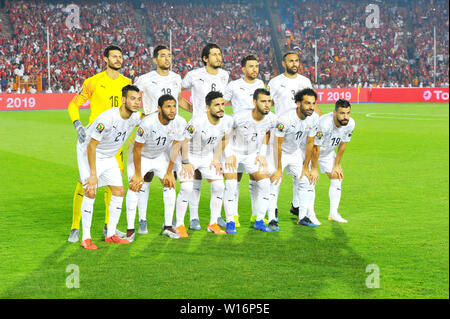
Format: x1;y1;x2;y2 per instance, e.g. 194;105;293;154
184;113;233;159
223;78;265;113
134;70;182;115
267;73;313;116
229;109;278;155
84;108;141;159
182;67;229;117
314;112;355;155
134;112;187;159
275;110;319;154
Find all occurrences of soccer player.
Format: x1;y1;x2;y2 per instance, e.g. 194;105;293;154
131;44;183;234
312;99;355;223
223;54;265;227
267;51;321;218
174;91;233;237
268;88;320;228
180;43;230;230
68;45;131;243
222;88;278;233
77;85;142;250
125;94;187;240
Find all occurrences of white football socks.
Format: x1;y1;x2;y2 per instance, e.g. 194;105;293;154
137;182;150;222
81;196;95;241
234;181;240;217
249;179;258;217
268;179;281;222
292;175;300;208
224;179;237;223
163;187;176;227
125;189;139;230
176;182;193;227
189;179;202;221
209;180;224;225
255;178;270;221
329;179;342;216
107;195;124;238
297;176;314;221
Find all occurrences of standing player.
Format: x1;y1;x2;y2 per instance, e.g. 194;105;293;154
131;45;183;234
268;88;320;228
312;99;355;223
125;94;186;240
267;51;320;218
174;91;233;237
77;85;142;250
68;45;131;243
223;54;265;227
222;88;278;233
181;43;229;230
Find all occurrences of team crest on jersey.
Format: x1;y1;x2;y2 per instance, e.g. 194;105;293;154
137;127;144;137
96;123;105;133
186;125;195;134
277;123;285;132
316;131;323;138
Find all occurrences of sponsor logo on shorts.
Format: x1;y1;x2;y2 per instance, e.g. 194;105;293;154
137;127;144;137
96;123;105;133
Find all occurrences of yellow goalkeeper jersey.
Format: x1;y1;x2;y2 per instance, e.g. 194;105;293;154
68;71;132;125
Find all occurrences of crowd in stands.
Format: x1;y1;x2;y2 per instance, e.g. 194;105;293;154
278;0;449;88
0;0;448;92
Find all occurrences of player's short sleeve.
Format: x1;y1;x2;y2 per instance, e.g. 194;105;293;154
342;119;355;143
274;116;289;138
134;75;144;91
223;81;233;101
90;113;110;142
183;118;197;139
181;71;193;89
174;116;188;142
224;116;233;135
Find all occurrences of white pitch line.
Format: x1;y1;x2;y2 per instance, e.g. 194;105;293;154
365;113;449;120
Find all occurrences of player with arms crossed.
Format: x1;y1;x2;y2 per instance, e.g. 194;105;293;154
174;91;233;237
268;88;321;228
180;43;230;230
68;45;131;243
267;51;321;219
222;88;278;233
312;99;355;223
130;45;183;234
77;85;142;250
125;94;187;240
223;54;265;227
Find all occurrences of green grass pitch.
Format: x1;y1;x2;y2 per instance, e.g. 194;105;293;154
0;102;448;298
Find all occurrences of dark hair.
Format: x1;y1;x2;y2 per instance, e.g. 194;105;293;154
335;99;351;110
294;88;317;103
201;43;221;65
104;45;122;58
158;94;176;107
121;84;140;97
153;45;169;58
241;54;258;67
282;51;298;61
253;88;270;101
205;91;223;106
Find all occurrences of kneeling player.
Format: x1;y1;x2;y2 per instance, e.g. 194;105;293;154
125;94;187;240
312;99;355;223
223;88;278;233
77;85;141;249
174;91;233;237
268;88;320;228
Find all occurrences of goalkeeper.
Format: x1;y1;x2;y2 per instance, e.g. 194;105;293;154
67;45;132;243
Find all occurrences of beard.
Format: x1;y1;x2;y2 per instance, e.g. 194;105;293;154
337;118;349;126
286;66;298;75
300;107;311;117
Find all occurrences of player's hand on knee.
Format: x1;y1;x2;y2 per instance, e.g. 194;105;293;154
309;168;320;185
225;155;236;172
331;165;343;180
255;155;267;172
129;174;144;192
270;169;283;185
210;160;223;175
163;172;176;189
84;176;98;198
181;163;194;179
73;120;86;143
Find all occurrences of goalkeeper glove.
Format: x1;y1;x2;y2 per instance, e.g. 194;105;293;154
73;120;86;143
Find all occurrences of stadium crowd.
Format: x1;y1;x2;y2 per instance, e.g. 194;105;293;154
0;0;448;92
278;0;449;88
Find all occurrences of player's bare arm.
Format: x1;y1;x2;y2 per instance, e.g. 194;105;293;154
85;138;100;198
163;140;181;189
270;136;284;185
311;144;320;183
180;138;194;179
130;141;145;192
255;131;270;172
331;142;347;180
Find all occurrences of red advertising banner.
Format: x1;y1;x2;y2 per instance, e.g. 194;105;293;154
1;88;448;111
